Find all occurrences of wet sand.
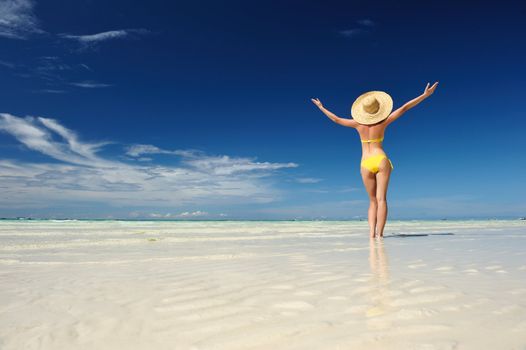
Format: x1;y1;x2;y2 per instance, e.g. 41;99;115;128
0;220;525;349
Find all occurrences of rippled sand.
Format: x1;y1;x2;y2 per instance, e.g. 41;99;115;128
0;220;525;349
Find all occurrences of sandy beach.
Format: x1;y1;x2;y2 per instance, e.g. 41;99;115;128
1;220;525;349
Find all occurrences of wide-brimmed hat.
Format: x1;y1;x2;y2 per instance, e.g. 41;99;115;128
351;91;393;125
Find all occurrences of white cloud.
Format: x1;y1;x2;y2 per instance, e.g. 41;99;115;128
126;144;164;157
182;155;297;176
341;186;360;192
79;63;92;71
357;19;375;27
7;57;84;88
0;0;42;39
339;28;364;38
177;210;208;217
145;210;213;219
125;144;297;176
70;81;112;88
339;19;376;38
60;29;150;48
2;56;99;93
61;30;128;42
147;211;210;219
0;113;113;167
0;113;299;210
296;177;322;184
33;89;67;94
0;59;15;68
149;210;233;220
126;144;200;158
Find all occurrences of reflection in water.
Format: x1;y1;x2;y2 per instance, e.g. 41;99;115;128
366;238;392;327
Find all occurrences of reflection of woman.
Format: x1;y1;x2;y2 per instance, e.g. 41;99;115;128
311;82;438;238
367;238;390;318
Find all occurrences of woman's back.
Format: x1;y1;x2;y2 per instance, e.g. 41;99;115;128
356;121;388;158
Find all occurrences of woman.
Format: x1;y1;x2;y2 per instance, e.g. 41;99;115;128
311;82;439;238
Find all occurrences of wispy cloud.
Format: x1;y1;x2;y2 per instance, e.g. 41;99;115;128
176;210;208;218
70;81;112;88
127;143;297;176
182;155;297;176
128;210;228;219
148;210;210;219
126;144;204;158
60;28;150;49
339;18;376;38
60;29;144;42
126;144;168;157
79;63;92;71
1;2;150;88
357;19;375;27
3;56;112;92
126;144;199;158
0;59;15;68
0;1;150;45
0;113;299;210
30;56;76;83
0;113;113;166
296;177;322;184
32;89;67;94
339;28;364;38
0;0;43;39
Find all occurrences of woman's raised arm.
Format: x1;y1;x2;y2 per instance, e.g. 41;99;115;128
385;82;439;125
311;98;359;128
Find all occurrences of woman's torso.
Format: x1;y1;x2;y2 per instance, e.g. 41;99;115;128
356;121;388;160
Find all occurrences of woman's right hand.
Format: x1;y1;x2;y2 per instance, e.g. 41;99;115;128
311;98;323;108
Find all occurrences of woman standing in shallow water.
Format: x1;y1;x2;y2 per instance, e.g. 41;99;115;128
311;82;439;238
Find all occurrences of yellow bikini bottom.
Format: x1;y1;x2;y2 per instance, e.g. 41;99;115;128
361;154;394;174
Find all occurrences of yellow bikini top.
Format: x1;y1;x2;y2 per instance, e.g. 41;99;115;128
361;136;384;143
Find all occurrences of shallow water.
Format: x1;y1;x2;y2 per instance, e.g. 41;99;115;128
1;220;525;349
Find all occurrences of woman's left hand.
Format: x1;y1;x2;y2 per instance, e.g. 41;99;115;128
424;82;439;97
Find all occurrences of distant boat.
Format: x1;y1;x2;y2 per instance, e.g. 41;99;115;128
519;217;526;221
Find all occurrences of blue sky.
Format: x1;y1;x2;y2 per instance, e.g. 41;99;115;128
1;0;525;220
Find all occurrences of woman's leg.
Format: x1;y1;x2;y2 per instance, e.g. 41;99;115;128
360;167;377;238
375;159;392;237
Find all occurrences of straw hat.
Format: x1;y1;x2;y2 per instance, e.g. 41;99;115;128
351;91;393;125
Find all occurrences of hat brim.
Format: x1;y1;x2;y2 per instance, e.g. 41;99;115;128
351;91;393;125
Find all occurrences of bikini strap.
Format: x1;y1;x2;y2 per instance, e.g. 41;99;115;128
361;136;384;143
